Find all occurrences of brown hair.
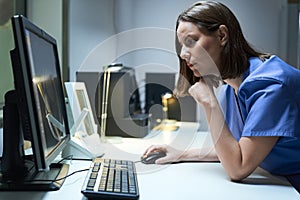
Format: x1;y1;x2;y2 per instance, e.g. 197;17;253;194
174;1;269;96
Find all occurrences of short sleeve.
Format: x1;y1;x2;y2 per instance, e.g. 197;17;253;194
238;78;299;138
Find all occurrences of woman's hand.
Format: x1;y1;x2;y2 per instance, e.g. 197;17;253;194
142;144;183;164
188;75;220;108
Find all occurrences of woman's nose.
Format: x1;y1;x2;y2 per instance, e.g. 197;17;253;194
180;46;190;61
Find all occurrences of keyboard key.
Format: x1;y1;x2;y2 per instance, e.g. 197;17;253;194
87;179;96;188
92;165;100;172
90;172;98;179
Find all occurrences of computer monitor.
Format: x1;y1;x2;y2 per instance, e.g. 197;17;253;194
0;15;70;191
63;82;104;159
95;67;148;138
77;67;149;138
65;82;98;136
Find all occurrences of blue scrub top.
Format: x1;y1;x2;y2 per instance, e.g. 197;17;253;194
219;55;300;176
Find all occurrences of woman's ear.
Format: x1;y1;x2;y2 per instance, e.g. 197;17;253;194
218;25;228;46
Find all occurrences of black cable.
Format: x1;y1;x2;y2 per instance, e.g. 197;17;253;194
21;168;90;183
57;155;74;164
58;154;93;162
68;158;93;161
53;168;90;182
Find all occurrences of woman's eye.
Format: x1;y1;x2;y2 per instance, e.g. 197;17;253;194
184;37;196;47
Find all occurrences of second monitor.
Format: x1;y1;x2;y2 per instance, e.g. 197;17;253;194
77;67;149;138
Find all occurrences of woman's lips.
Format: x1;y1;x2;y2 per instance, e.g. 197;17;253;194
187;62;201;76
187;62;194;68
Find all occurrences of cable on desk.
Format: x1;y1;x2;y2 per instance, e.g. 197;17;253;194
52;168;90;182
0;154;91;185
17;168;91;183
57;155;74;164
58;154;94;162
69;158;93;161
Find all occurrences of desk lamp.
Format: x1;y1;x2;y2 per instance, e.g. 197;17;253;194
162;92;172;121
154;93;179;131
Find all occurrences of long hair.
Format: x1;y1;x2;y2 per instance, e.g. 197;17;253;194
174;1;269;96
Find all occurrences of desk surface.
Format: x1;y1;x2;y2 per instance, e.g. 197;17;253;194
0;122;299;200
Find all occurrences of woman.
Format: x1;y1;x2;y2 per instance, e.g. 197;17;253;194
143;1;300;191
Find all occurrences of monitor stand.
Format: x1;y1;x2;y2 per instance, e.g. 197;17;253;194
0;90;69;191
0;160;69;191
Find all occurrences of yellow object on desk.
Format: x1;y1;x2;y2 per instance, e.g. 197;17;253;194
152;119;179;131
24;140;31;150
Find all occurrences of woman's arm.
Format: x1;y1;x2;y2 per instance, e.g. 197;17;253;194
179;147;219;162
189;80;278;181
143;145;219;164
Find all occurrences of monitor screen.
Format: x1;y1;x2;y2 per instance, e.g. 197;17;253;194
24;24;68;163
0;15;70;191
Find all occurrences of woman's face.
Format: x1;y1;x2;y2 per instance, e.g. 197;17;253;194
177;21;223;78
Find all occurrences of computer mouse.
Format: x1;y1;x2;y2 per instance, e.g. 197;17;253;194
141;151;167;164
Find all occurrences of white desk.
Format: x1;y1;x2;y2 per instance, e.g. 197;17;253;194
0;122;299;199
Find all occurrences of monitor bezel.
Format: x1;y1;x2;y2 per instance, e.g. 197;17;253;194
10;15;70;171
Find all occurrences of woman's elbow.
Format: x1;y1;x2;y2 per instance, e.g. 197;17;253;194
227;170;251;182
229;174;245;182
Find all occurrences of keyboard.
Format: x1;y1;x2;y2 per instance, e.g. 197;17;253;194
81;158;139;200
